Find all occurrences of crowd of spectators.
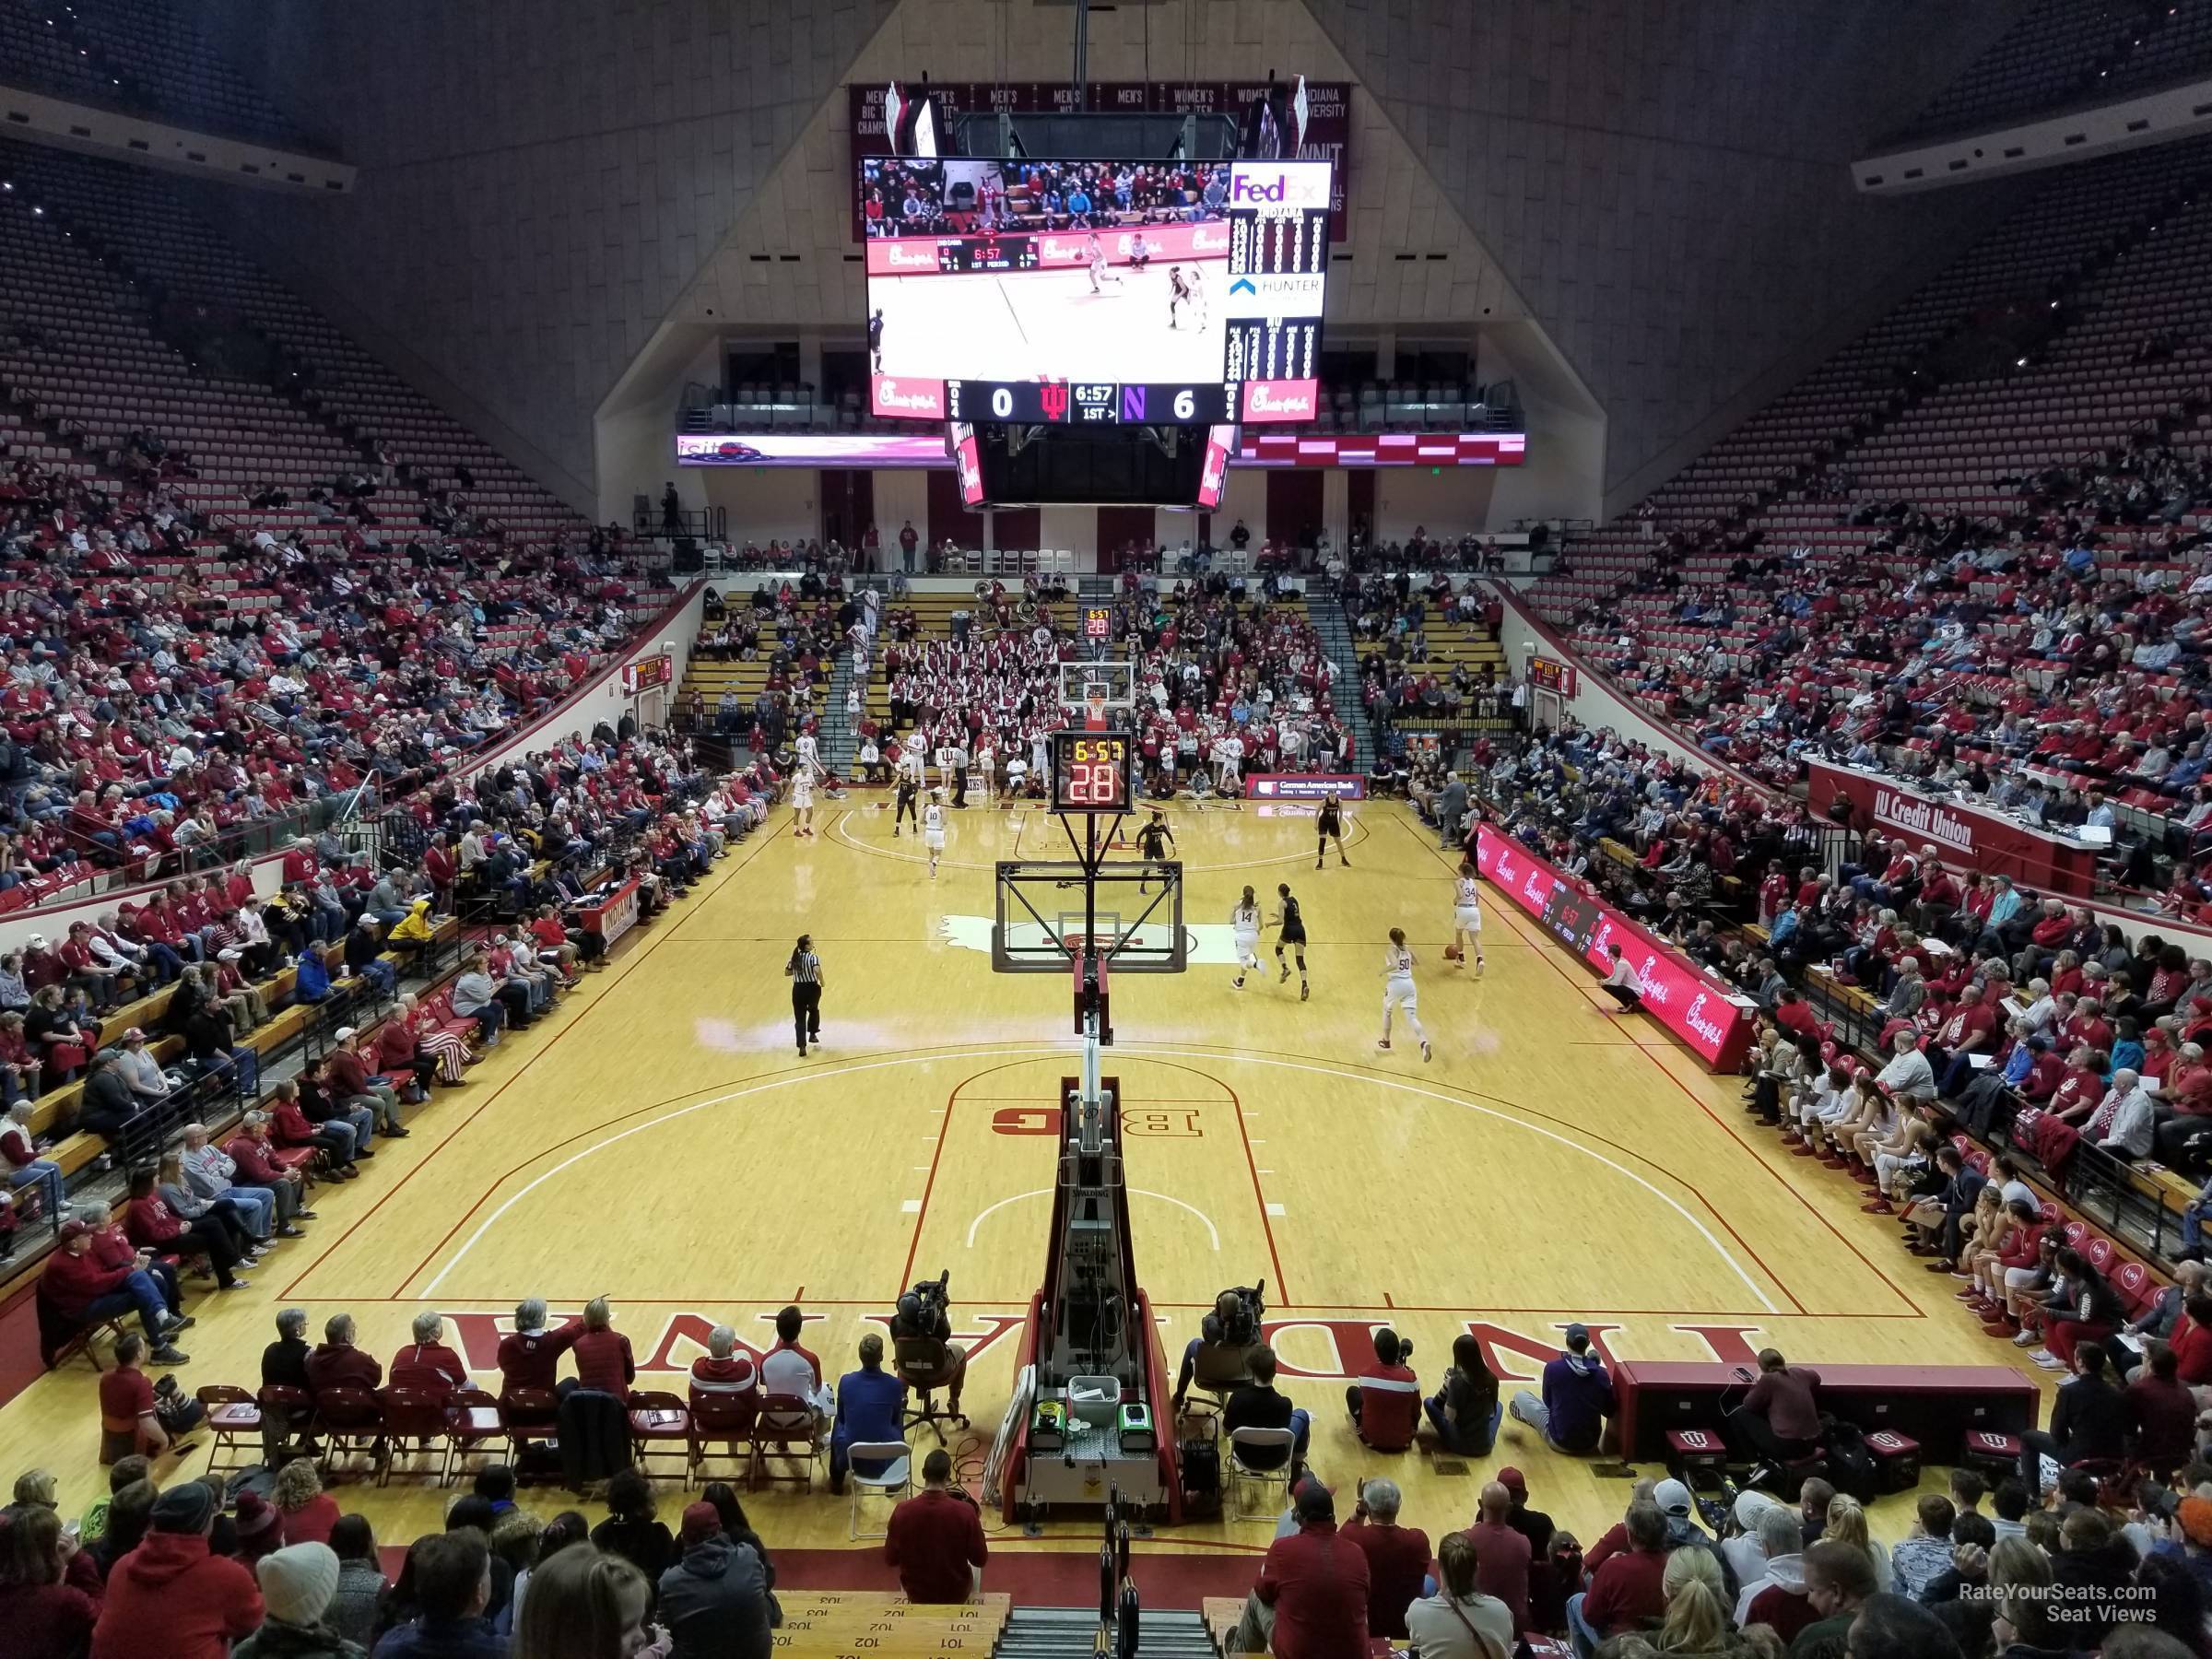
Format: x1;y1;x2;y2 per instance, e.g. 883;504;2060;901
859;158;1230;238
0;1443;783;1657
835;571;1349;798
0;1288;1014;1656
1230;1415;2212;1659
0;454;670;901
1470;715;2212;1396
1551;437;2212;856
11;724;774;1320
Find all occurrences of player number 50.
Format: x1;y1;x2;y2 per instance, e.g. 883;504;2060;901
991;387;1014;418
1172;389;1195;419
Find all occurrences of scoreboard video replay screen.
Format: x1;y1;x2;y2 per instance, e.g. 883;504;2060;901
862;155;1333;428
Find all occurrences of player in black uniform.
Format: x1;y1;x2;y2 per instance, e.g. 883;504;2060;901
893;759;921;836
1135;809;1175;894
1272;881;1310;1001
868;308;885;372
1315;790;1350;869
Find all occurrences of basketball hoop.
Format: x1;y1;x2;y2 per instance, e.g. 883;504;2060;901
1083;688;1110;731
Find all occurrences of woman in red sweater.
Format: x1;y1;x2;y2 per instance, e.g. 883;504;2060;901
271;1456;342;1547
0;1504;104;1659
122;1167;247;1291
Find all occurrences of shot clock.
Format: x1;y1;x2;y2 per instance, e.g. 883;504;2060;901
1052;731;1136;814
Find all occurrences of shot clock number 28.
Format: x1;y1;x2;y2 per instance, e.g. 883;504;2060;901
1052;732;1135;813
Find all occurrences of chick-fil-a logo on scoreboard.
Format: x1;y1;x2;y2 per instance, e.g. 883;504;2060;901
1473;824;1753;1071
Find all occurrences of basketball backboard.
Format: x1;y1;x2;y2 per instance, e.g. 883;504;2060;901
993;860;1186;973
1056;657;1136;728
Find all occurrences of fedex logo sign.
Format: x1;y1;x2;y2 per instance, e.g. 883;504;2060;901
1229;161;1331;208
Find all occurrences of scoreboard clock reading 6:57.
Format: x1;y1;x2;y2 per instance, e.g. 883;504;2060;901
1052;732;1135;813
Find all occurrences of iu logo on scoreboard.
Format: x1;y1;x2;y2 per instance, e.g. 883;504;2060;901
1039;382;1070;422
1121;385;1147;422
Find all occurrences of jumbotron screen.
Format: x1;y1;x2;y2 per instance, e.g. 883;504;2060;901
863;156;1330;425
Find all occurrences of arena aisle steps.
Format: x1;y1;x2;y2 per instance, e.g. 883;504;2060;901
1308;599;1374;774
998;1605;1216;1659
824;652;857;775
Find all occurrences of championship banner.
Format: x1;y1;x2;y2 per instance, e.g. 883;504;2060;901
849;81;1353;239
1474;824;1756;1072
1243;774;1367;801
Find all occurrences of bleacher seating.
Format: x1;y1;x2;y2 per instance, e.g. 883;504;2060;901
1883;0;2212;147
1523;135;2212;821
0;0;326;151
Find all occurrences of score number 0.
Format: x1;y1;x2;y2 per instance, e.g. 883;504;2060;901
979;387;1197;420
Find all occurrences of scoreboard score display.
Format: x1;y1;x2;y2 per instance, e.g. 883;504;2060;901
1051;731;1136;813
946;380;1232;426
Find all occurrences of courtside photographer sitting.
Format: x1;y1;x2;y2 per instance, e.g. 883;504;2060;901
1173;1282;1265;1412
890;1270;968;1422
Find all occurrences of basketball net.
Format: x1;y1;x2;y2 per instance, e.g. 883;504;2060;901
1083;689;1110;732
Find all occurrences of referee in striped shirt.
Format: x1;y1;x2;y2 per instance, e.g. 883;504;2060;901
787;935;825;1056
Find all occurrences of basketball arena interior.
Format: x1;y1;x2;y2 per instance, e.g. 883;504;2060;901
11;3;2212;1657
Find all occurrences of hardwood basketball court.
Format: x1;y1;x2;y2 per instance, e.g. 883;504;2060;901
0;794;2041;1553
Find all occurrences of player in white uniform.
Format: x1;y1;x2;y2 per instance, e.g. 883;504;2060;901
923;788;947;877
789;729;825;838
1086;233;1121;296
1182;263;1206;330
1378;927;1430;1062
1230;886;1264;990
1451;860;1486;973
974;739;995;805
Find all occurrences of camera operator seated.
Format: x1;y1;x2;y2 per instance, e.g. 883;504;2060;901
1345;1327;1421;1453
1173;1286;1264;1412
891;1277;967;1423
1226;1345;1310;1485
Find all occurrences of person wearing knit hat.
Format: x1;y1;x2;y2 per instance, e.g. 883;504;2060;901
1722;1488;1779;1588
91;1477;263;1659
679;1501;723;1547
234;1543;349;1658
234;1489;285;1564
2177;1495;2212;1551
659;1497;771;1659
1493;1467;1555;1558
